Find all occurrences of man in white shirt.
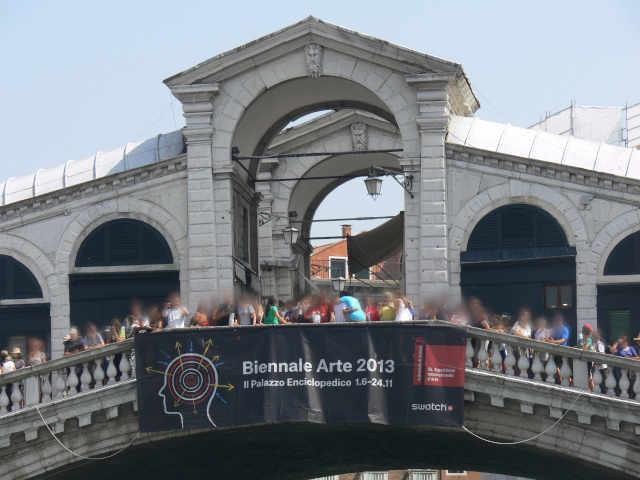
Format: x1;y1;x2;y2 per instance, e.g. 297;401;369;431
1;355;15;374
333;293;348;323
163;292;189;329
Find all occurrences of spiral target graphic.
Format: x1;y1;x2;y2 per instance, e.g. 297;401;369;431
166;354;218;405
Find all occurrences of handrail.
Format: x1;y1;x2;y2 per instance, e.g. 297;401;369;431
0;338;134;387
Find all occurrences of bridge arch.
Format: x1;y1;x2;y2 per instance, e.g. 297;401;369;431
450;183;590;333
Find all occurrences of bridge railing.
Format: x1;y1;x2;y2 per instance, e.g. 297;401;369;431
0;338;134;415
465;325;640;400
2;322;640;416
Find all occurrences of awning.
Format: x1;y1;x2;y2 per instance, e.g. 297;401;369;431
347;212;404;273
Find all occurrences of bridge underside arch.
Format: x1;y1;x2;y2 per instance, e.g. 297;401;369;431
31;401;637;480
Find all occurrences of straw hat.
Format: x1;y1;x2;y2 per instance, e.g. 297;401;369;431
0;350;7;357
10;347;21;356
5;355;12;361
62;335;70;342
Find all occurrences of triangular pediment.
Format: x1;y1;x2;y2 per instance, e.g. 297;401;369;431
164;16;473;93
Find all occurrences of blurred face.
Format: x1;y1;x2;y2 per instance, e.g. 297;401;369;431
132;305;142;317
88;327;96;337
619;337;628;348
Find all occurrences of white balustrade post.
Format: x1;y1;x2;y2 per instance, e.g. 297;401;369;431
505;345;516;376
10;382;22;411
593;366;603;393
477;341;489;370
465;339;474;367
54;370;67;399
42;373;52;403
545;354;557;383
633;371;640;399
490;343;502;373
106;355;117;385
80;363;92;391
619;369;630;399
605;368;617;397
119;352;131;381
67;366;79;396
532;352;544;381
560;357;572;387
517;348;529;378
94;358;105;389
0;385;9;414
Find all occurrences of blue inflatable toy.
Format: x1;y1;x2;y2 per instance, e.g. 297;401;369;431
340;296;366;322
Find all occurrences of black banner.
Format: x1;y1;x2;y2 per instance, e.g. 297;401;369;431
135;323;466;432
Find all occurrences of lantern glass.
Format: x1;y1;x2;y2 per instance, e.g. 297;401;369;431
364;175;383;200
332;276;346;292
283;225;299;245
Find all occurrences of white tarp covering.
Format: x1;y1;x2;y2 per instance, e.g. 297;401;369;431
628;102;640;149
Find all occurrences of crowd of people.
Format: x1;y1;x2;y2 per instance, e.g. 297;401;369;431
2;290;640;384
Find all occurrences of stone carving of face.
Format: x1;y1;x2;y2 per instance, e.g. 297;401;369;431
351;122;367;152
305;43;323;78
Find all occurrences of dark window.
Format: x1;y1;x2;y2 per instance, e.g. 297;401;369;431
604;231;640;275
544;283;574;309
610;310;630;341
0;256;43;299
75;219;173;267
330;259;346;278
353;268;370;280
468;204;567;251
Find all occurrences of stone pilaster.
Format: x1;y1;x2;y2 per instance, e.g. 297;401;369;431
170;84;220;307
406;74;457;305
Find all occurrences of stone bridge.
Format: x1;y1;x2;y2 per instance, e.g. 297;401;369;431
1;326;640;480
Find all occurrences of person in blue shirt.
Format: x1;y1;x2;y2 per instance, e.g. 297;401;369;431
340;295;366;322
545;312;570;383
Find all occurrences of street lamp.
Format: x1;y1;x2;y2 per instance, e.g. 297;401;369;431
364;166;414;199
364;172;383;200
283;211;299;245
332;276;346;292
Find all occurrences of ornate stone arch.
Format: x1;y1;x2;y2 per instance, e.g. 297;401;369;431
592;209;640;283
0;235;56;303
448;181;590;302
56;197;188;279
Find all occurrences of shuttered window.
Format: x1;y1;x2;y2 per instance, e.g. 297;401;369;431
468;205;568;251
604;232;640;275
0;256;43;299
75;219;173;267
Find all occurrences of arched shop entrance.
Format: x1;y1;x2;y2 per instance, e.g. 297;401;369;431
597;230;640;343
0;255;49;357
69;218;180;332
460;204;577;337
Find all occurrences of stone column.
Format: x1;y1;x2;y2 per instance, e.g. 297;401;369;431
170;84;220;307
406;75;454;306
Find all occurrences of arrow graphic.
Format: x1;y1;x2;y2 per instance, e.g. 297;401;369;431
190;341;193;352
216;393;227;404
146;366;171;376
157;360;169;366
208;383;234;390
197;339;214;370
159;349;170;359
175;341;184;370
193;399;197;413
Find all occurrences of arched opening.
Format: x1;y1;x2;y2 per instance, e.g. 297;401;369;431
69;219;179;334
0;255;49;360
229;74;409;301
461;204;577;336
598;230;640;343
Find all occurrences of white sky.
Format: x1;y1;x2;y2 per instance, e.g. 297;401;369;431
1;1;638;238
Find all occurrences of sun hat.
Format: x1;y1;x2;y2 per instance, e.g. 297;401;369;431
10;347;21;356
5;355;12;361
633;333;640;341
0;350;7;356
62;335;70;342
69;328;78;335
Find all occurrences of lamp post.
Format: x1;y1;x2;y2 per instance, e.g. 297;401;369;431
364;171;383;200
332;276;346;292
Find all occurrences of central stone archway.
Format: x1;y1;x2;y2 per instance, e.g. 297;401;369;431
166;16;479;303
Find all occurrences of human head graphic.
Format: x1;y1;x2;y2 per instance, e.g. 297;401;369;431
159;353;218;429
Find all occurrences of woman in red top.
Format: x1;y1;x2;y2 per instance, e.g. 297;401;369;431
365;297;380;322
190;300;210;327
304;293;333;323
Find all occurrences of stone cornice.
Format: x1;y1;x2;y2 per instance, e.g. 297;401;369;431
268;110;398;154
0;155;187;227
164;17;466;87
169;83;220;104
447;143;640;198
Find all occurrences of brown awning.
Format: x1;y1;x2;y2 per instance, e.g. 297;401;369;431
347;212;403;274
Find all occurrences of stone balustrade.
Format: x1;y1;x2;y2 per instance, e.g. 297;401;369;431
0;338;134;415
2;322;640;417
464;325;640;400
